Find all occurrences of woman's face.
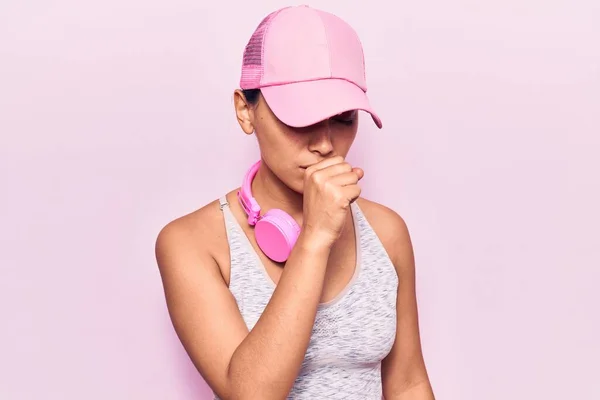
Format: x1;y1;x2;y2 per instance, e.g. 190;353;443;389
234;91;359;194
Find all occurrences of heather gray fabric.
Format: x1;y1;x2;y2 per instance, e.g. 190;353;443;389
215;196;398;399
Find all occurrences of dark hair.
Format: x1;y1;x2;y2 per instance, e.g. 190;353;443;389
242;89;261;105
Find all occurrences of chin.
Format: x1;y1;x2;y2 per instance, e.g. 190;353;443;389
271;167;303;195
288;178;304;195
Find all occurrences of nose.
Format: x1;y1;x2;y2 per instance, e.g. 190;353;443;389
307;120;334;156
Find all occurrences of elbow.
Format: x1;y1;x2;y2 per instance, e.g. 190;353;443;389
224;353;291;400
221;388;286;400
222;370;288;400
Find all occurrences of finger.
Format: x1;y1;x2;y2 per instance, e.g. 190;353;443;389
307;162;352;183
329;171;361;187
341;185;362;204
318;162;353;177
305;157;344;182
352;167;364;180
306;156;344;173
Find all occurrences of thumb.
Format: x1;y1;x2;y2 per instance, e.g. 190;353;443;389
353;167;364;180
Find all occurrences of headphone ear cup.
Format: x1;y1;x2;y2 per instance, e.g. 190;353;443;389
255;209;301;262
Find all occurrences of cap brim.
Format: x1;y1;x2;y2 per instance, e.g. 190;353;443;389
259;78;382;129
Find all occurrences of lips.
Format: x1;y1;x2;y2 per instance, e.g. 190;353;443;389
300;162;320;169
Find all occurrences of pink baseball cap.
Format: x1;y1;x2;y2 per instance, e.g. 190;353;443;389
240;5;382;129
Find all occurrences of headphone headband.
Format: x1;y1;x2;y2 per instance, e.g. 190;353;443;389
237;160;262;226
236;159;302;262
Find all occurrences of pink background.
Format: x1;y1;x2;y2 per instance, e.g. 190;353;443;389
1;1;598;399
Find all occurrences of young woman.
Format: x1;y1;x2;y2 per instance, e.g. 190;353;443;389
156;5;434;399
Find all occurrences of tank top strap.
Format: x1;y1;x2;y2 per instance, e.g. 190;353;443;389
218;196;229;210
218;195;238;244
218;194;261;266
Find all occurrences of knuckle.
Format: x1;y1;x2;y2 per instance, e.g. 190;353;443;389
311;170;324;185
332;191;345;205
323;180;336;193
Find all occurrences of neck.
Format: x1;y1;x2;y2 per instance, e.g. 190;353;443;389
250;162;304;225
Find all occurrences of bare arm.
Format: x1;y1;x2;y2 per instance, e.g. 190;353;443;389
156;222;331;400
157;157;362;399
379;209;434;399
355;199;433;399
225;230;332;397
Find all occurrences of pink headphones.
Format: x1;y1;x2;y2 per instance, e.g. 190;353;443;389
237;160;301;263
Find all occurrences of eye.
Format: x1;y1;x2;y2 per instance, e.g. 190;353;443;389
331;110;357;126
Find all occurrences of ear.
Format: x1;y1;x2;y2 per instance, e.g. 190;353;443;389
233;89;256;135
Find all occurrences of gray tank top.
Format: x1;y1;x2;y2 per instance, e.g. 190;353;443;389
216;196;398;399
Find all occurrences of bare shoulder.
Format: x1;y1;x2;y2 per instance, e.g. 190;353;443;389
355;197;411;245
155;198;220;253
355;197;414;269
154;195;230;281
153;192;251;397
